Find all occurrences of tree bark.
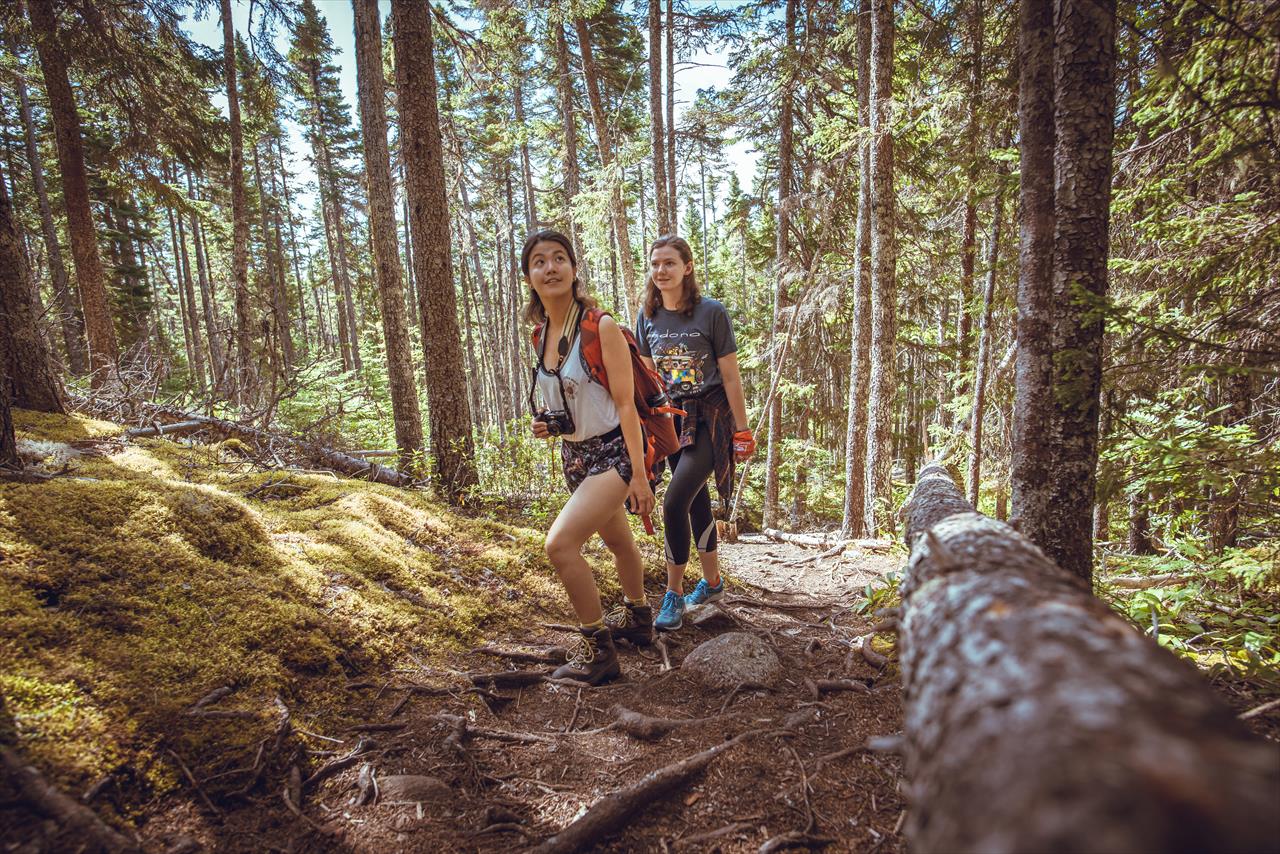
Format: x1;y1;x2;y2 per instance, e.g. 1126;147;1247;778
513;76;537;231
864;0;897;537
0;379;17;469
353;0;424;466
665;0;677;230
187;172;225;395
172;180;207;394
11;27;87;376
956;0;985;397
763;0;798;531
253;144;294;373
26;0;117;387
900;464;1280;854
841;0;874;540
392;0;478;499
649;0;671;234
574;17;638;315
552;24;589;275
0;164;64;413
1013;0;1116;584
1010;0;1057;568
966;176;1005;507
219;0;254;405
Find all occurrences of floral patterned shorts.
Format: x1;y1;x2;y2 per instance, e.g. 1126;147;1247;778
561;426;633;493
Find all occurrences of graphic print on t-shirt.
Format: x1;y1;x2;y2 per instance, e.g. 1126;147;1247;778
653;339;707;395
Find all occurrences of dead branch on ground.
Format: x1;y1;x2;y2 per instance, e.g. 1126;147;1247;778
0;746;139;853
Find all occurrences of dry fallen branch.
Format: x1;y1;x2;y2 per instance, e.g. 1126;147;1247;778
303;737;376;791
0;746;139;853
610;706;730;742
1104;573;1196;590
528;733;754;853
469;669;551;689
475;644;569;666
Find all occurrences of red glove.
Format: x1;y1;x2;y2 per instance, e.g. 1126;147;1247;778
732;429;756;462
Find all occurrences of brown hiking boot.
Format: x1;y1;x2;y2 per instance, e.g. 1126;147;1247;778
551;625;621;685
605;600;654;647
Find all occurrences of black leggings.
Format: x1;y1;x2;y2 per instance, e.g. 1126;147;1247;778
663;420;716;565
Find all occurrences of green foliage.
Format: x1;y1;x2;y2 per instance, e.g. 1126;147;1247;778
1098;546;1280;681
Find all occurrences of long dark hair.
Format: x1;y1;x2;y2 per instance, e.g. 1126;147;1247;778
643;234;701;318
520;229;596;324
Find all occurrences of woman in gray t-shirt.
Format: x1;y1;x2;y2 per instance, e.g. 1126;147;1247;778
635;235;755;632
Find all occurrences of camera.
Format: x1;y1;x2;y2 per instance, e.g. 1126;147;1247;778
534;409;575;437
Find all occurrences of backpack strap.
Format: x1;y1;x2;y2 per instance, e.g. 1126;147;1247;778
579;308;611;388
531;322;545;354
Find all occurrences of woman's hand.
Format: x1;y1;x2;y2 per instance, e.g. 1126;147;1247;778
626;477;656;517
733;428;757;462
531;416;551;439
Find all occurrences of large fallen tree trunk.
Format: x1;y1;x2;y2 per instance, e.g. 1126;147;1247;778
898;463;1279;853
124;405;414;488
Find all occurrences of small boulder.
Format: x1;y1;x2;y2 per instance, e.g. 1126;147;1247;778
681;632;782;689
377;774;451;804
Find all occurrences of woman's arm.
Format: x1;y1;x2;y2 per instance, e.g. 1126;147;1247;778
717;352;750;432
599;316;656;514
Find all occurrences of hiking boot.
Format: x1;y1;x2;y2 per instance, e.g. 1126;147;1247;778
605;600;654;647
551;625;620;685
654;590;685;632
683;578;725;610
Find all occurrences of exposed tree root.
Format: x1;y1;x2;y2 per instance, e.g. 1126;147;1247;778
527;733;753;853
806;678;870;699
609;705;726;742
469;669;550;689
0;746;139;853
758;831;835;852
303;737;376;791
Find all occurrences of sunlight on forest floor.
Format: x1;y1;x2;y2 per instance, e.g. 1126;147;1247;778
1;408;634;799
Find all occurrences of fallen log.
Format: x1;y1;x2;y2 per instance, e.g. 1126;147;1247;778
127;405;413;487
899;463;1280;853
1102;572;1196;590
0;746;138;853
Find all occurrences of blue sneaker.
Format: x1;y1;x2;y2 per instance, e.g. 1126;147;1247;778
684;578;725;609
654;590;685;632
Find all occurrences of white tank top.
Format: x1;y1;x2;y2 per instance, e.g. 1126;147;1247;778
535;334;620;442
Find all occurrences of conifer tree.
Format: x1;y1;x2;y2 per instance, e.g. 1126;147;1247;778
219;0;254;403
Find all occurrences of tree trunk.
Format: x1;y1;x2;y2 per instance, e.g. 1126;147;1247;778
552;24;588;276
353;0;424;466
187;173;225;394
1010;0;1057;566
1013;0;1116;584
0;163;64;413
762;0;798;531
266;142;299;368
173;183;207;394
864;0;897;537
513;77;537;231
275;140;310;354
841;0;874;540
392;0;478;498
966;176;1005;507
649;0;671;234
901;464;1280;854
253;145;294;373
168;202;198;382
665;0;677;231
26;0;117;387
1127;491;1154;555
219;0;254;405
0;379;17;469
956;0;985;398
574;17;638;314
11;31;87;376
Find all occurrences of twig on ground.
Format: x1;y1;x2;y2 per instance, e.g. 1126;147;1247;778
476;645;569;666
166;749;221;817
303;737;376;790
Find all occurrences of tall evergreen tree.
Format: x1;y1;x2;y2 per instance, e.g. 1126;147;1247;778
352;0;423;466
26;0;118;387
393;0;478;499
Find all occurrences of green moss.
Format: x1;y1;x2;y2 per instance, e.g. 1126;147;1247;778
11;408;122;442
0;412;579;804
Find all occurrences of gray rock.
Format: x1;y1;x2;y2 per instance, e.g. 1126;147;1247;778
681;632;782;689
377;774;451;804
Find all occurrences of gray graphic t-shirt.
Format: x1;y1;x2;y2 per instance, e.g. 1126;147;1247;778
635;297;737;399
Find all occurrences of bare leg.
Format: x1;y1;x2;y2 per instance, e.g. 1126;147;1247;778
665;562;686;595
697;548;721;587
545;471;630;624
596;508;646;602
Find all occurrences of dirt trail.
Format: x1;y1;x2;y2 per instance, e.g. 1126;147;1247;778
143;541;907;853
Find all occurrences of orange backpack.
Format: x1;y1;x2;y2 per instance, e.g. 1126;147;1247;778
532;308;683;489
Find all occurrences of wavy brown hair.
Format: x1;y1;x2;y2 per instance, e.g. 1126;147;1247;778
520;229;596;324
643;234;701;318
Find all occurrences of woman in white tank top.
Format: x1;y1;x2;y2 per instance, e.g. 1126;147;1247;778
521;230;656;686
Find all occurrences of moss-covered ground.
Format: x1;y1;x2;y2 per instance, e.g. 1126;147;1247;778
0;408;624;809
